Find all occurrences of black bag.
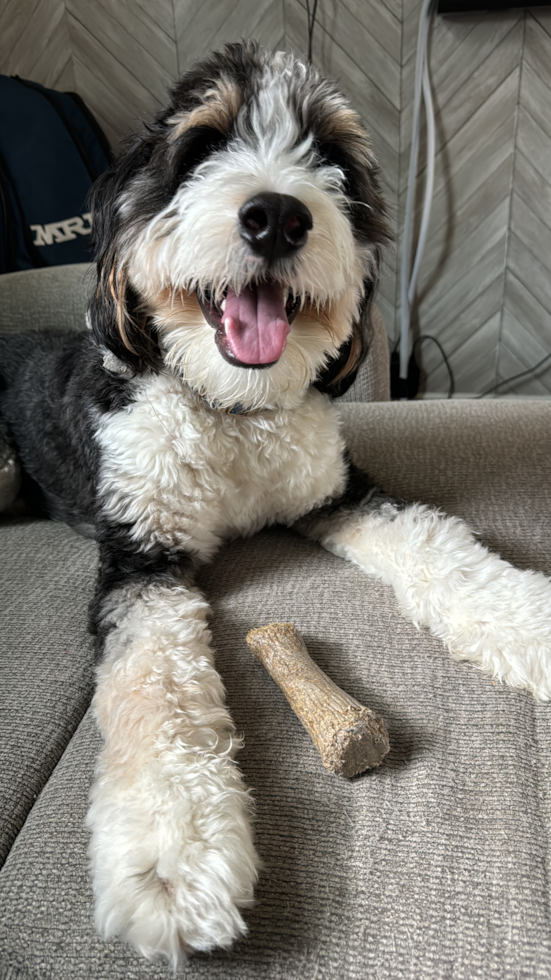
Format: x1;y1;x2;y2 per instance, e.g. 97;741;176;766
0;75;111;274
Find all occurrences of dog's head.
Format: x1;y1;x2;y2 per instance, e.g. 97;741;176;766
89;41;391;411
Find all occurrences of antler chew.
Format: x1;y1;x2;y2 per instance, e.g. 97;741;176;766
246;622;390;777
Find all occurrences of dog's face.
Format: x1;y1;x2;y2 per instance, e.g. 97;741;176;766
90;42;391;411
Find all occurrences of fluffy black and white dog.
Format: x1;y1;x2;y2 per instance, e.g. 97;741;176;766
1;41;550;968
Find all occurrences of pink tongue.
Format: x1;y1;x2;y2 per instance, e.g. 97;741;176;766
223;283;289;364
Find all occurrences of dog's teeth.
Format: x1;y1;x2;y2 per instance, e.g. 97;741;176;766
221;298;226;312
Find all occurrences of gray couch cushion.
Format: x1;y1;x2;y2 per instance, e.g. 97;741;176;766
0;400;550;979
0;520;97;866
0;264;94;336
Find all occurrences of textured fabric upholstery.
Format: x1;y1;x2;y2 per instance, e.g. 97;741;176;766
0;264;93;335
0;520;97;866
1;399;550;979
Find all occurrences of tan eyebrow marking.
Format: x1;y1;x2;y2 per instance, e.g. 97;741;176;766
168;77;243;142
314;95;376;168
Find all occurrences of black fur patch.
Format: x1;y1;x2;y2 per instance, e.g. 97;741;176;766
172;126;228;187
0;330;133;526
293;458;403;543
164;41;262;121
314;284;376;398
89;522;194;656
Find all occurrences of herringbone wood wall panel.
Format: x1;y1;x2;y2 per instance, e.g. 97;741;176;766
498;9;551;395
0;0;74;91
66;0;284;148
407;10;523;394
399;4;551;395
1;0;550;395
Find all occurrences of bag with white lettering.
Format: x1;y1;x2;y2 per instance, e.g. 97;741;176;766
0;75;111;274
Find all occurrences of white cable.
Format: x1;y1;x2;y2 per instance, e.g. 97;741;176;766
399;0;436;380
408;58;436;306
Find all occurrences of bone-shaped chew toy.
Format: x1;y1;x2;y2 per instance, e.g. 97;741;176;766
246;623;390;777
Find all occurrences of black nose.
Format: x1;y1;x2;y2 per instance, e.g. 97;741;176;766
238;192;313;263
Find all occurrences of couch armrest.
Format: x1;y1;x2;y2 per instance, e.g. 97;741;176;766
338;399;551;574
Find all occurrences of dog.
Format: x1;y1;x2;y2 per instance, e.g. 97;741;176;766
1;40;550;969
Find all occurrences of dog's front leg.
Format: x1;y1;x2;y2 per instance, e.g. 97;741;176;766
294;463;551;700
86;551;259;967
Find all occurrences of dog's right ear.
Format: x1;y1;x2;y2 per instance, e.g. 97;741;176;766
87;136;162;373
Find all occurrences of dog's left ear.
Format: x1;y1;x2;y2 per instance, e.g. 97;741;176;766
313;276;379;399
87;135;162;373
309;96;392;397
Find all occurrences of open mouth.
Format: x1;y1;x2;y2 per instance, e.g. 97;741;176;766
197;282;301;368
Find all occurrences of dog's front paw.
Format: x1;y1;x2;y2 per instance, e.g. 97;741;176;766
333;504;551;700
87;754;259;967
392;512;551;700
442;562;551;701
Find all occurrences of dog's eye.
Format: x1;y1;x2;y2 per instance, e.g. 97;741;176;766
315;138;378;242
174;125;228;182
315;140;352;192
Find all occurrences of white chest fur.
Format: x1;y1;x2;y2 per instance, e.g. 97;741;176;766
95;373;347;560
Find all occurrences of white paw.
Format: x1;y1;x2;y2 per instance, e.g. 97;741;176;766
87;753;259;967
390;509;551;700
326;503;551;700
437;563;551;701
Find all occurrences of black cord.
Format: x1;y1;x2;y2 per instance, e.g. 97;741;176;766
477;350;551;398
412;335;455;399
306;0;319;63
392;333;455;399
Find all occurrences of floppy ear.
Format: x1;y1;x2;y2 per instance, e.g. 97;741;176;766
308;95;392;398
88;254;161;373
313;275;378;399
87;136;162;373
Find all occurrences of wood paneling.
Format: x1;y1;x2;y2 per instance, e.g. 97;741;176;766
177;0;282;75
400;12;520;394
0;0;73;90
399;7;551;395
496;12;551;395
0;1;286;145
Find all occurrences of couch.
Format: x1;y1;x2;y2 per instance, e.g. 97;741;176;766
1;265;550;980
